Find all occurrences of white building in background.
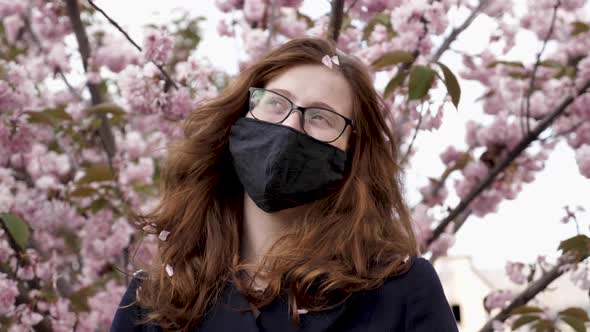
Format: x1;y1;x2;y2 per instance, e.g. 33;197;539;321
433;255;589;332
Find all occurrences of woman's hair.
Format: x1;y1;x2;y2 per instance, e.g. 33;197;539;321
132;37;418;331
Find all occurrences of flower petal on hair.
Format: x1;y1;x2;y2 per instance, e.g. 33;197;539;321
321;55;333;69
331;55;340;66
142;224;158;234
158;230;171;241
165;264;174;277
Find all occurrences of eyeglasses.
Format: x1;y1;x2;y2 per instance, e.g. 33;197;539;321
247;87;355;143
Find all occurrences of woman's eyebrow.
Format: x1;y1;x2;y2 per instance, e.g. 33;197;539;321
270;88;337;112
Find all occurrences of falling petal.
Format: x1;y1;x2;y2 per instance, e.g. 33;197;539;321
165;264;174;277
321;55;333;69
297;308;309;314
158;230;171;241
133;269;144;277
403;254;410;263
331;55;340;66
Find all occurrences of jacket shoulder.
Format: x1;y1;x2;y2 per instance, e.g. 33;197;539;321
378;256;459;331
109;271;160;332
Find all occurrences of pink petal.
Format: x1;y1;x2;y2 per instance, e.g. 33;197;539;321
321;55;333;69
158;230;170;241
331;55;340;66
165;264;174;277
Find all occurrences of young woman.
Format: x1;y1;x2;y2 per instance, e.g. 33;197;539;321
109;37;459;332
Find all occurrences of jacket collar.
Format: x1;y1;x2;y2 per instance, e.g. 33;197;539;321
207;281;356;332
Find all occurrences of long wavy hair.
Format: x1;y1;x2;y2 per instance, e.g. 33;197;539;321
132;37;419;331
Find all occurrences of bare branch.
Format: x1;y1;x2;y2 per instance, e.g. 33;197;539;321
478;259;568;332
427;79;590;246
328;0;345;42
86;0;179;91
400;103;425;167
431;0;490;63
266;0;278;48
521;0;560;135
65;0;117;168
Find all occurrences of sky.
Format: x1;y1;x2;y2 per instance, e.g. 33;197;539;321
88;0;590;270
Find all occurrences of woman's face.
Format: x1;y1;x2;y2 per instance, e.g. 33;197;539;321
247;64;354;151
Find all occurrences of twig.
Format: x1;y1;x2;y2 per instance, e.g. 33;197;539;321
343;0;359;16
427;79;590;246
521;0;560;135
478;259;567;332
538;120;586;144
431;0;490;63
328;0;345;42
400;102;425;167
65;0;117;170
86;0;179;91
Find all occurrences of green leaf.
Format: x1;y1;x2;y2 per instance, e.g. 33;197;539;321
0;213;30;251
487;60;525;68
512;315;539;330
69;186;99;198
571;21;590;36
511;306;545;315
408;65;436;101
383;70;408;99
362;13;396;41
26;107;72;126
559;307;590;322
86;102;127;117
77;164;115;184
530;319;555;332
436;62;461;109
558;234;590;260
371;51;415;69
539;59;563;69
561;316;586;332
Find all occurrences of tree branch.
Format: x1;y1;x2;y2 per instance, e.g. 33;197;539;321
328;0;345;42
478;259;568;332
431;0;490;63
427;79;590;246
86;0;179;91
65;0;117;168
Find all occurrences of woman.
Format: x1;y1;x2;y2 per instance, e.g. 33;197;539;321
110;37;459;332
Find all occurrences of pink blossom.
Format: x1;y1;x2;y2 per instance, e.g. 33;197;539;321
575;145;590;178
217;20;234;37
215;0;242;12
242;28;269;61
419;179;448;207
0;1;26;17
0;272;19;314
0;229;15;263
119;157;155;186
484;289;514;312
505;261;528;284
49;299;76;331
569;264;590;290
162;87;195;120
3;14;24;45
481;0;513;17
143;29;175;65
121;131;147;159
244;0;265;23
411;204;434;247
47;44;70;72
278;8;307;38
94;34;140;73
440;146;464;166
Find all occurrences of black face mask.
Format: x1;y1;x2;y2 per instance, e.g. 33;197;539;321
228;117;349;213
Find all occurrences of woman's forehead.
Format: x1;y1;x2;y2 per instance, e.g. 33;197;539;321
264;64;353;119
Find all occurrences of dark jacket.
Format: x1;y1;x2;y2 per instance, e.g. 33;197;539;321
109;256;458;331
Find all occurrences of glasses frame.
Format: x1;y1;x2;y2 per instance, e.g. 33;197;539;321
248;87;355;143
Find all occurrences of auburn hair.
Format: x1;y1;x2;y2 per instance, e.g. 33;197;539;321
132;37;419;331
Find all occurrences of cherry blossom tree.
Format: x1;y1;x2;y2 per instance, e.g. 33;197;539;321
1;0;589;330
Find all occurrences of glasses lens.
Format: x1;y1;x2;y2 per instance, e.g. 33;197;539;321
250;89;291;123
249;89;347;142
303;108;346;142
